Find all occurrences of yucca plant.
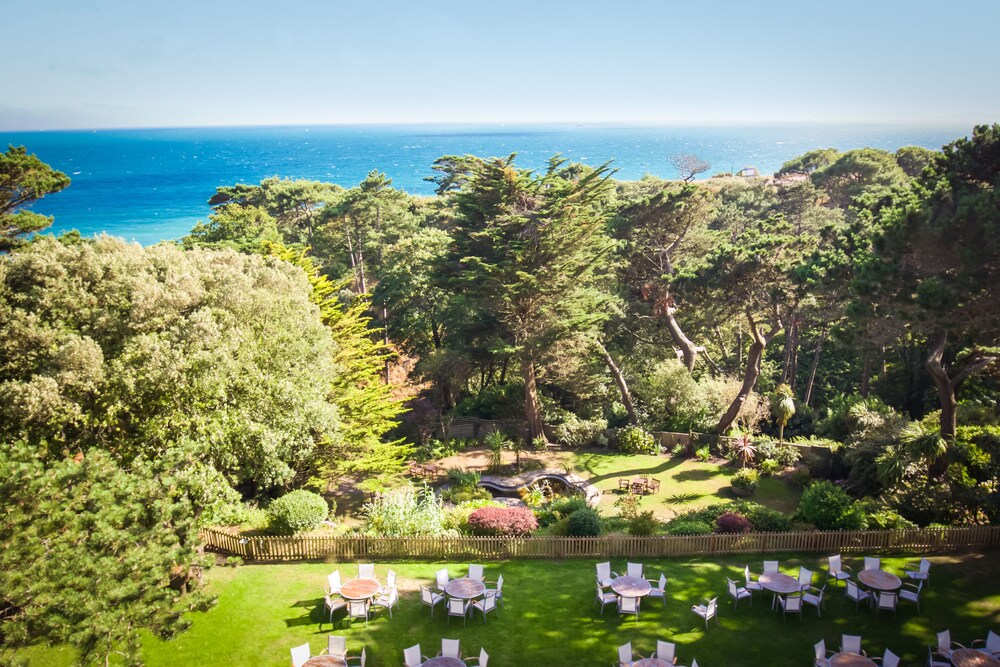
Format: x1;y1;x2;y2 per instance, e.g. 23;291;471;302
772;383;796;446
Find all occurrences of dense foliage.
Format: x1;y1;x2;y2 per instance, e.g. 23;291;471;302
466;506;538;536
266;489;329;535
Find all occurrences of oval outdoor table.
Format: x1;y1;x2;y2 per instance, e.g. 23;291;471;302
952;649;1000;667
339;578;382;600
857;569;902;591
303;657;348;667
758;571;801;609
830;653;877;667
633;659;672;667
422;657;466;667
445;577;486;600
610;575;652;598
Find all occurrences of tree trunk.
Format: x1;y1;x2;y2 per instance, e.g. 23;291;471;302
788;320;800;390
596;341;638;425
803;331;826;407
382;305;391;383
716;310;782;434
925;331;958;442
522;356;545;442
860;350;872;398
664;305;700;371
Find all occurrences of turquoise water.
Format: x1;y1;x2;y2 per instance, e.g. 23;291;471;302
0;123;969;245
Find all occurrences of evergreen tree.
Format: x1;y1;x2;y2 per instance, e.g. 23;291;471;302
0;145;70;251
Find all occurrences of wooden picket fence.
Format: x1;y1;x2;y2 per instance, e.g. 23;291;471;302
201;525;1000;563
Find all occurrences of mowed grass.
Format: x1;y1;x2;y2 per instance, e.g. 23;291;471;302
569;451;801;519
22;553;1000;667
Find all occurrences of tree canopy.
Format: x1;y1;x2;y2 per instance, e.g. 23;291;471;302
0;145;70;251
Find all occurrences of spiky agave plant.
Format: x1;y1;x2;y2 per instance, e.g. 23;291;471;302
772;383;796;445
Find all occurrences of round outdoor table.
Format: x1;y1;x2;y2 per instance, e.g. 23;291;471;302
339;578;382;600
830;653;876;667
610;575;652;598
633;659;672;667
952;649;1000;667
758;572;800;595
303;657;348;667
857;569;902;591
445;577;486;600
422;657;466;667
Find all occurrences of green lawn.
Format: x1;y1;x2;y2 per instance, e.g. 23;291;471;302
22;553;1000;666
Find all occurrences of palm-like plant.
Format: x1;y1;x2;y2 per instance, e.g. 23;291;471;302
731;432;756;468
483;430;511;471
772;384;796;445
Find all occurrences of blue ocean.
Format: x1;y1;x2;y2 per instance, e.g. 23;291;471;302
0;124;970;246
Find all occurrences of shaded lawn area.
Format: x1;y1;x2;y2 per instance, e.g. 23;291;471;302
23;553;1000;666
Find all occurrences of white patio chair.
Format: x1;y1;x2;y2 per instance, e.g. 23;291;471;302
973;630;1000;657
466;648;489;667
291;643;311;667
727;577;752;609
864;556;881;571
420;585;444;617
927;646;951;667
936;629;966;658
841;634;865;656
626;562;643;578
899;580;923;613
597;561;617;588
618;595;640;622
802;584;826;617
691;659;699;667
656;640;676;664
647;573;668;608
472;590;498;623
386;569;397;590
324;594;347;627
814;639;835;667
797;567;814;591
347;598;369;628
447;597;470;626
845;580;871;610
346;646;366;667
468;564;484;581
691;597;717;630
905;557;931;587
322;636;347;659
875;591;897;617
744;565;764;594
827;554;853;588
373;585;398;618
435;567;450;592
763;560;780;573
596;583;619;615
440;638;461;659
872;648;899;667
778;593;802;622
358;563;375;579
326;570;342;595
404;644;428;667
484;573;504;609
616;641;634;667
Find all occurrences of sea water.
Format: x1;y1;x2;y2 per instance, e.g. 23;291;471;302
0;123;968;246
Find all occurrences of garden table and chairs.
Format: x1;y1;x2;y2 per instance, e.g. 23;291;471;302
339;577;382;601
445;577;486;602
759;570;800;609
829;653;877;667
611;574;652;599
952;649;1000;667
857;568;902;594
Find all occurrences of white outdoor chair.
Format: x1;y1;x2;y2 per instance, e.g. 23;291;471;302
845;580;871;610
936;629;966;658
928;646;951;667
596;583;619;615
440;638;461;659
864;556;881;571
484;573;504;609
841;634;865;656
827;554;853;588
647;573;668;608
973;630;1000;657
872;648;899;667
763;560;780;573
404;644;428;667
420;585;444;617
373;585;398;618
468;564;484;581
691;597;717;630
875;591;897;617
597;561;617;588
472;591;498;623
744;565;764;594
358;563;375;579
447;597;470;626
618;595;640;622
727;577;752;609
346;646;367;667
435;567;450;592
347;598;369;627
778;593;802;621
627;562;644;578
656;640;677;664
797;567;814;591
291;643;311;667
326;570;342;595
691;659;699;667
905;557;931;587
323;636;347;659
324;594;347;627
616;641;634;667
386;569;397;590
466;648;490;667
899;580;923;613
814;639;835;667
802;584;826;617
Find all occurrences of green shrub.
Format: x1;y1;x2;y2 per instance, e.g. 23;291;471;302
440;486;492;504
550;415;609;448
566;508;603;536
363;485;448;536
667;520;713;535
730;468;759;495
667;501;792;533
790;465;812;488
759;459;780;476
628;511;660;536
796;480;867;530
864;506;918;530
536;496;590;527
695;446;711;462
443;499;503;533
671;443;686;457
614;494;641;521
755;439;801;467
617;426;658;455
266;489;329;535
446;468;481;489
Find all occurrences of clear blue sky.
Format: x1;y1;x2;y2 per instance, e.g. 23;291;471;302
4;0;999;130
